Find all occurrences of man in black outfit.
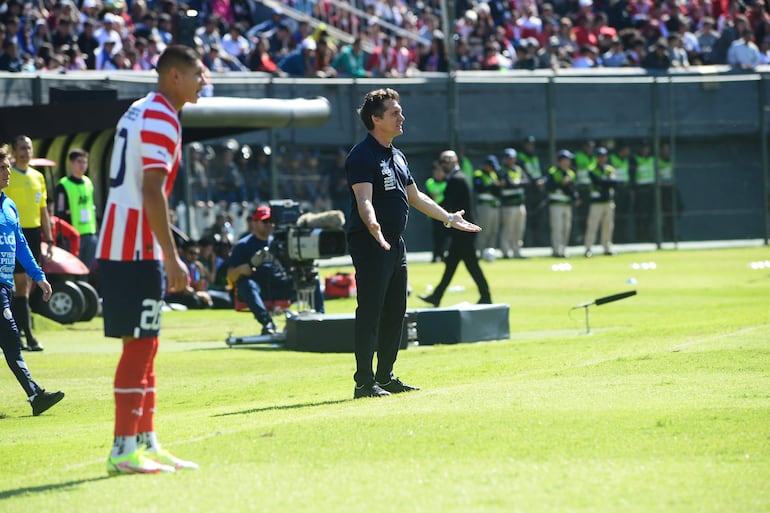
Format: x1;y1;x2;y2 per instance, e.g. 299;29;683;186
419;150;492;307
346;88;480;399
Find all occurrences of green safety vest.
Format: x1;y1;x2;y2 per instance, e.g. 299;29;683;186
500;166;526;206
474;169;501;207
574;151;597;186
589;163;617;201
59;175;97;235
609;154;630;183
425;177;447;205
518;152;542;179
460;156;474;184
634;155;656;185
547;166;576;203
658;157;673;183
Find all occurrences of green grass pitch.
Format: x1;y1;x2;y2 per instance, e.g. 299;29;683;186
1;246;769;513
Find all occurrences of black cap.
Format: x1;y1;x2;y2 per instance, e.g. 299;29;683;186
596;147;608;156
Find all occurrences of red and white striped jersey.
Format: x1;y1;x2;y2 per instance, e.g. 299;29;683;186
97;92;181;262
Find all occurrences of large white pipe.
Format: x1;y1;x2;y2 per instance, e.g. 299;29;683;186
181;96;332;129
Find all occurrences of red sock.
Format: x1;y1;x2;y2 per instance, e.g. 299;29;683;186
137;337;159;434
114;337;155;437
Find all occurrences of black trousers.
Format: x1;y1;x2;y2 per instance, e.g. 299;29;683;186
348;232;407;386
0;285;41;397
432;232;491;303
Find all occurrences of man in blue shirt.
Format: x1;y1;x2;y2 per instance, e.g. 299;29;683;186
346;88;481;398
227;205;324;335
0;144;64;416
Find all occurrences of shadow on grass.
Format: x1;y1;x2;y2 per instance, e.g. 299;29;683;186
214;398;350;417
0;476;112;499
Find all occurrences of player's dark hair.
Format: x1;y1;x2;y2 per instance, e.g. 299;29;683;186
156;44;199;74
358;88;399;131
68;148;88;161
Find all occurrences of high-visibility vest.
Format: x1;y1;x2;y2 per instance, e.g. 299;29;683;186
500;166;526;206
425;177;447;205
547;166;576;203
473;169;501;207
575;151;597;186
518;152;542;179
609;154;630;183
658;157;673;183
634;155;656;185
59;175;97;235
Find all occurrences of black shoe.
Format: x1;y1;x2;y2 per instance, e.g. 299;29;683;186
584;250;593;258
478;297;492;304
604;249;618;256
261;322;277;336
31;390;64;416
377;377;420;394
27;340;44;352
418;294;439;307
354;383;391;399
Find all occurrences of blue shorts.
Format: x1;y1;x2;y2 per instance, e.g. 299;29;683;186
99;259;164;339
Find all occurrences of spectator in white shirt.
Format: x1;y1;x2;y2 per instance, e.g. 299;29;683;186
727;28;761;70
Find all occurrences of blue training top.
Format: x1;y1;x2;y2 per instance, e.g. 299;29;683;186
0;192;45;287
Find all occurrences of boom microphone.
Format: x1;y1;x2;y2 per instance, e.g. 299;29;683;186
572;290;637;310
594;290;637;306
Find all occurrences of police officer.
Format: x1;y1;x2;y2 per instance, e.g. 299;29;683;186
346;88;480;399
518;135;547;247
54;149;98;269
499;148;528;259
573;140;597;246
633;140;656;242
425;160;448;262
546;149;580;258
473;155;503;252
583;147;620;257
609;141;632;243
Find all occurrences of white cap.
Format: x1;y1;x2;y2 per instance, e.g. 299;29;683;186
301;37;316;51
579;0;593;6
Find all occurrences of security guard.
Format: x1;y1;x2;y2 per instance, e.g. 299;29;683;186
633;140;656;242
473;155;502;251
545;149;580;258
424;160;448;262
658;142;679;241
583;147;619;257
55;149;98;269
573;140;597;246
609;141;632;243
499;148;528;259
346;88;479;399
518;135;547;247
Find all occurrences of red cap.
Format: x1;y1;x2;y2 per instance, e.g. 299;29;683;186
252;206;272;221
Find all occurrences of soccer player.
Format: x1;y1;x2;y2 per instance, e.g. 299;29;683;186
0;144;64;416
97;45;205;475
5;135;55;351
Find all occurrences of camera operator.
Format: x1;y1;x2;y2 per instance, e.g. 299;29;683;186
226;205;324;335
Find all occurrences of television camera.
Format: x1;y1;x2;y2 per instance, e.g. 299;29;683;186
251;199;347;312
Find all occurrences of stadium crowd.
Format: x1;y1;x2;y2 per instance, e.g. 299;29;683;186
0;0;768;74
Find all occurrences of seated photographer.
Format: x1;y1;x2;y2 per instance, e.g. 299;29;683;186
227;206;325;335
164;240;214;310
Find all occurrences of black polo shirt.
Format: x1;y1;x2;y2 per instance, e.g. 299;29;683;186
346;133;414;238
